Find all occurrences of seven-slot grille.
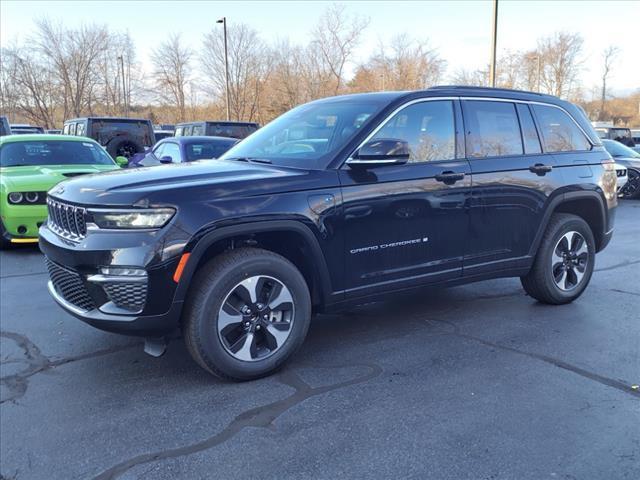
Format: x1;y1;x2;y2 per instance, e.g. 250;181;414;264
46;258;95;311
47;197;87;240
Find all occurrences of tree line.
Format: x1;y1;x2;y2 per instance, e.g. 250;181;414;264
1;4;637;129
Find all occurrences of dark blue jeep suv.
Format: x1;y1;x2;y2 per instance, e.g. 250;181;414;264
40;86;618;380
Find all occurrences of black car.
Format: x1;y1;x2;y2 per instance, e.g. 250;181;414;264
594;127;635;147
602;139;640;198
130;136;238;167
10;124;45;134
40;86;617;380
175;121;259;139
63;117;156;159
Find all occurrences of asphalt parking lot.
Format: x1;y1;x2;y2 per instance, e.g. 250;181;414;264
1;201;639;480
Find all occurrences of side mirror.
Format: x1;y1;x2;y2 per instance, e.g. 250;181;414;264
349;138;410;166
160;156;173;164
115;156;128;167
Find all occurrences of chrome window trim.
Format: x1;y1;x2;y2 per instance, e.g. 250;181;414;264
344;95;594;166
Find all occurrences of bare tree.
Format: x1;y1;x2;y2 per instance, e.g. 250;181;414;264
33;18;110;118
599;45;620;120
537;32;584;98
201;23;270;122
449;67;489;87
151;33;192;121
311;3;369;95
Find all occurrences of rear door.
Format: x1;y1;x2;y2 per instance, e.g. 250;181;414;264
462;99;565;275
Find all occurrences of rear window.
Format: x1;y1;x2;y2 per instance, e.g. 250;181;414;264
531;105;591;152
207;124;257;139
185;140;237;161
1;140;115;167
464;101;523;157
93;121;154;145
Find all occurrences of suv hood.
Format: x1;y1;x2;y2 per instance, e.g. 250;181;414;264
49;160;338;206
0;164;118;192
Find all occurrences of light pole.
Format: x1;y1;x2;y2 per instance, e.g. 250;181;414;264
217;17;231;121
489;0;498;87
117;55;128;116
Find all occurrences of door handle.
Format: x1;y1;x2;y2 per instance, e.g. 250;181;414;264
435;171;465;184
529;163;553;176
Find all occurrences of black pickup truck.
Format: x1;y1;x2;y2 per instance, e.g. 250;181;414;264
40;86;617;380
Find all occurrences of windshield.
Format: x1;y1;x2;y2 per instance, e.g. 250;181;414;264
219;99;387;168
603;140;640;158
1;140;116;167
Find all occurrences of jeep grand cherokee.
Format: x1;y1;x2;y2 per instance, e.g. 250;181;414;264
40;86;617;380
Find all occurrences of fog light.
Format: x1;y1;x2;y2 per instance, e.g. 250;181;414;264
100;267;147;276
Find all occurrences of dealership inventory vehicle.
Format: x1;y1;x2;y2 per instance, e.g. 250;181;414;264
153;130;174;142
1;135;121;247
10;124;45;135
175;121;259;139
130;136;238;167
63;117;156;159
0;116;11;136
40;86;617;380
602;139;640;198
594;126;635;147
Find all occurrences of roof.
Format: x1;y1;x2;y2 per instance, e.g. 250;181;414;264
176;121;259;126
158;135;238;143
64;117;151;123
0;134;100;144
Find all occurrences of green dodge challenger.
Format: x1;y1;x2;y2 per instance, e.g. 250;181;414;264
0;134;124;247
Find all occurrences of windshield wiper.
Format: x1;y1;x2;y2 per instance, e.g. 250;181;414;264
226;157;272;164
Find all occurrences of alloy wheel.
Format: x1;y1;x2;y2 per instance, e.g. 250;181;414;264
551;231;589;291
217;275;295;362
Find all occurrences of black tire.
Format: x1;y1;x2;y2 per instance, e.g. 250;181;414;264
182;248;311;381
107;138;144;159
620;168;640;199
0;221;13;250
521;213;595;305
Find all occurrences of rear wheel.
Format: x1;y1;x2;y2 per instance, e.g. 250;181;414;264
183;248;311;381
521;213;595;305
620;168;640;199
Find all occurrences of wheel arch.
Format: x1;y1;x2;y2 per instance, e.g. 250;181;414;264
174;220;334;308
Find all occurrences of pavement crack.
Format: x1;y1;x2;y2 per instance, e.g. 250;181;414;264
92;362;384;480
595;259;640;272
0;271;48;280
0;331;140;404
610;288;640;297
422;320;640;398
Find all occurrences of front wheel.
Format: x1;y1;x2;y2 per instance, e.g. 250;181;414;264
521;213;595;305
620;168;640;199
183;248;311;381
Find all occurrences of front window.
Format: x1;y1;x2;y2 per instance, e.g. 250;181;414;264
603;140;640;158
0;140;116;167
219;99;388;168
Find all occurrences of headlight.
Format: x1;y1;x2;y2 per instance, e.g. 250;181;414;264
7;191;46;204
87;208;175;229
8;192;23;204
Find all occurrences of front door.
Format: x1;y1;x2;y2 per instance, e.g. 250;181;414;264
338;99;472;298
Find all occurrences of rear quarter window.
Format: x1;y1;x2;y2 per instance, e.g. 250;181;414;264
531;104;591;152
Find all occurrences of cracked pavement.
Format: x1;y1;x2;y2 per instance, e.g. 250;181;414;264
1;201;639;480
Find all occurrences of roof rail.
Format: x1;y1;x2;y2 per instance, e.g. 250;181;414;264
428;85;545;97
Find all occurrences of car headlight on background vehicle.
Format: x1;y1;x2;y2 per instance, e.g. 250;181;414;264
7;191;45;204
87;208;175;230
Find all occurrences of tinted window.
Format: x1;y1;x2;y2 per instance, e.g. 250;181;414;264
464;101;523;157
93;121;154;145
602;140;640;158
516;103;542;154
531;104;591;152
185;140;236;161
76;123;85;136
370;100;455;162
219;99;386;169
192;125;205;135
1;140;115;167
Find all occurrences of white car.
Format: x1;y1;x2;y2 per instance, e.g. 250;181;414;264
615;163;628;192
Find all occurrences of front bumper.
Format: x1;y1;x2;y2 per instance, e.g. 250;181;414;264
1;204;47;242
39;223;184;337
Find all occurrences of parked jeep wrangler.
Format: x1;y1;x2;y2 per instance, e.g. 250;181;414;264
41;87;617;380
63;117;156;159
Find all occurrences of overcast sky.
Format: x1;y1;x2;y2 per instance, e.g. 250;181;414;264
2;0;638;96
